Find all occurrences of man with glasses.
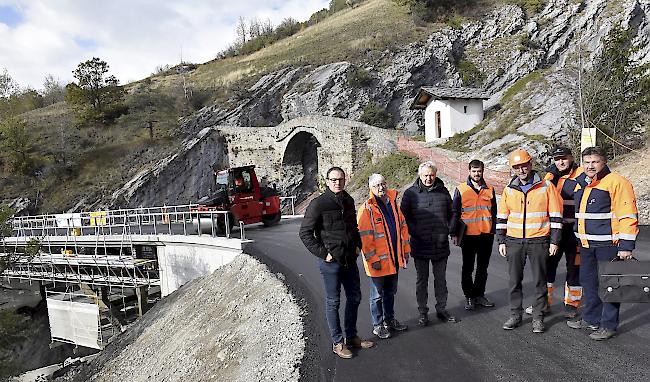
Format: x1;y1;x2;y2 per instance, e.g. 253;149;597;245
299;166;375;359
497;149;563;334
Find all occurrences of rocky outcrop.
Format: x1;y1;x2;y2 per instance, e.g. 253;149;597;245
179;0;649;167
108;128;227;209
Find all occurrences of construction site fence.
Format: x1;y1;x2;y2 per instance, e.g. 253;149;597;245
10;204;243;239
397;137;511;193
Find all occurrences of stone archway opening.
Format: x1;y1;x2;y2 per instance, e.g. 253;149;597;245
281;132;321;202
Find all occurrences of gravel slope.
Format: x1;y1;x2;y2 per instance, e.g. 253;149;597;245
57;254;304;382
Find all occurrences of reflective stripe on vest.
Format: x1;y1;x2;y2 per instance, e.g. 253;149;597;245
458;183;494;235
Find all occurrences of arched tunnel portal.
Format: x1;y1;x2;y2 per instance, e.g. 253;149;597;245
280;131;321;202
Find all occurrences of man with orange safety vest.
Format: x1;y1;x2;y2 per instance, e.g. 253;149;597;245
497;148;563;334
357;174;410;339
566;147;639;341
524;146;583;318
451;159;497;311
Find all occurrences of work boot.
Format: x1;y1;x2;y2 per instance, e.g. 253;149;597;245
418;313;429;327
532;319;545;333
502;316;522;330
566;319;599;331
436;310;459;323
589;328;616;341
345;336;375;349
474;295;495;307
385;318;408;331
564;305;579;319
373;324;391;339
464;298;475;311
332;342;353;359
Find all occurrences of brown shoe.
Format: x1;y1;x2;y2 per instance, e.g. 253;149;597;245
345;336;375;349
332;342;353;359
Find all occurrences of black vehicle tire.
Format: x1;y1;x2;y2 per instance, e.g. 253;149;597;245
262;212;281;227
216;213;236;235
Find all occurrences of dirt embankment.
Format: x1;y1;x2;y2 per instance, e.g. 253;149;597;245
612;148;650;225
57;255;304;382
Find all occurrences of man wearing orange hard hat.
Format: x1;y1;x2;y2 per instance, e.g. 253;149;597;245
496;148;563;334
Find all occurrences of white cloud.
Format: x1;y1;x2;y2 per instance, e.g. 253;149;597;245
0;0;330;89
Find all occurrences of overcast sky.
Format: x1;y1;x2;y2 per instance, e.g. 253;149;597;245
0;0;330;90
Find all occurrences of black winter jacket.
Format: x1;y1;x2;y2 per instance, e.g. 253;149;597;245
400;178;453;259
299;189;362;267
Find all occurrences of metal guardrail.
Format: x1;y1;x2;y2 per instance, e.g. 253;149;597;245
279;196;297;216
10;204;243;239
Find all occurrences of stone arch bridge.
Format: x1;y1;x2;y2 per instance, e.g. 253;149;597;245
109;116;397;208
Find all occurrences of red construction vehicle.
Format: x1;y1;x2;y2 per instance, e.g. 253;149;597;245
193;165;281;234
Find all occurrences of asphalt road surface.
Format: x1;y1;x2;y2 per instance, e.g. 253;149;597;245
245;220;650;382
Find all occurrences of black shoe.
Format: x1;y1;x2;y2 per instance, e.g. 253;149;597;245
532;319;545;333
464;298;475;311
385;318;408;331
474;295;495;307
502;316;522;330
436;310;459;323
418;313;429;327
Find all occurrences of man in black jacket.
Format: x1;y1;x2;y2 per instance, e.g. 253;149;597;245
299;166;375;359
401;161;458;326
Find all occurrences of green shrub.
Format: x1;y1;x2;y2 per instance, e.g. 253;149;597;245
346;67;373;88
445;13;464;29
349;151;420;191
360;102;394;129
457;58;485;86
500;70;542;104
188;88;213;111
519;33;541;51
506;0;545;14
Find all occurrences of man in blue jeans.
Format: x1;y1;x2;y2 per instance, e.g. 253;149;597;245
299;166;375;359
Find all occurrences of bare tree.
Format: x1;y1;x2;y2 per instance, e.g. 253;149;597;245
261;18;274;36
0;68;18;98
249;17;261;39
42;74;65;105
236;16;248;46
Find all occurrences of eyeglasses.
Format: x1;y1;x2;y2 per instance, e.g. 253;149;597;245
327;178;345;183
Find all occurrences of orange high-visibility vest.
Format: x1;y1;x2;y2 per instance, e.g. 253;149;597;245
496;172;563;240
357;189;410;278
573;167;638;250
457;182;495;236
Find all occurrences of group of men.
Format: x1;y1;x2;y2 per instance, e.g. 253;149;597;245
299;146;639;359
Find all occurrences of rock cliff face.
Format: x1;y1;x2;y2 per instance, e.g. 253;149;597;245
108;128;227;209
180;0;649;161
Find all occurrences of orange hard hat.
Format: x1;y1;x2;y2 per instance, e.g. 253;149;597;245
508;148;532;167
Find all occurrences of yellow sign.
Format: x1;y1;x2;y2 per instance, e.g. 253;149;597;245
580;128;596;153
89;211;107;226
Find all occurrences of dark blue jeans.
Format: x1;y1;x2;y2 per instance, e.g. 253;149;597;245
319;259;362;344
580;246;620;330
369;273;399;327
